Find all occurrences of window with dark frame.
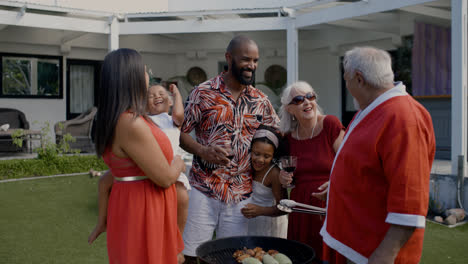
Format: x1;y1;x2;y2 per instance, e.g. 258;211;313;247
0;53;63;99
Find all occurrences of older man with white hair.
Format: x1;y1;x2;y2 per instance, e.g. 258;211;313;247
320;46;435;264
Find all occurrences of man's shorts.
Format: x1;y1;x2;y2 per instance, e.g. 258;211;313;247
182;188;251;256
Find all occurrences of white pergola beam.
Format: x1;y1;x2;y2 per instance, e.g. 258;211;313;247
288;0;342;9
286;0;328;7
109;16;119;51
400;5;451;20
119;17;289;35
61;32;88;44
451;0;467;175
206;14;241;20
0;0;113;17
426;0;451;8
327;19;400;34
362;11;400;21
296;0;436;28
125;8;280;19
0;9;110;34
158;34;187;41
287;19;298;85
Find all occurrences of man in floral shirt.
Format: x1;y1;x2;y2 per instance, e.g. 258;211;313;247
180;35;279;262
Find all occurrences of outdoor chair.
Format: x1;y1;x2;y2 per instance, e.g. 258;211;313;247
54;106;97;153
0;108;30;152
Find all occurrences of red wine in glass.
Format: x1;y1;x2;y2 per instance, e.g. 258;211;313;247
281;156;297;188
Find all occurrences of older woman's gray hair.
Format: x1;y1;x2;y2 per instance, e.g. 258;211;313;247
279;81;323;134
343;46;394;88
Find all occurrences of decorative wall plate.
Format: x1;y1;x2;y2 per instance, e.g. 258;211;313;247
186;67;207;86
264;65;287;93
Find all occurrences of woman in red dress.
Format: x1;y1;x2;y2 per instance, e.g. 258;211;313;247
90;49;186;263
278;81;345;264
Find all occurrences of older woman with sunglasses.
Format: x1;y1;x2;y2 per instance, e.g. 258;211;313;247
278;81;345;264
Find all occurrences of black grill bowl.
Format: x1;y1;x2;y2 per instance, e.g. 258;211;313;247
196;236;315;264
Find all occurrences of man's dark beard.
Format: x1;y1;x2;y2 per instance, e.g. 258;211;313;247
231;59;256;85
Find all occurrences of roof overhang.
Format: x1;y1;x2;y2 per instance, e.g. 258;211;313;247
0;0;451;35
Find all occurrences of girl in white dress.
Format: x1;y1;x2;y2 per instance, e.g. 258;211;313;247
241;125;288;238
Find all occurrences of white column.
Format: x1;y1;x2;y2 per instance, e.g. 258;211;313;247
287;19;298;85
108;16;119;51
451;0;467;175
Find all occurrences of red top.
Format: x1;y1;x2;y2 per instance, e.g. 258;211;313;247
323;94;435;264
286;115;344;261
288;115;343;185
103;116;184;264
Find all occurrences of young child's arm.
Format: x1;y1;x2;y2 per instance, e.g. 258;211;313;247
270;167;288;216
88;170;113;244
169;84;184;127
241;167;287;218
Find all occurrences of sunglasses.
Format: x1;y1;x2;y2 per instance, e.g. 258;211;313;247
289;93;316;105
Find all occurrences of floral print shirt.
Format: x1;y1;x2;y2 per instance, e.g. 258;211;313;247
182;73;279;203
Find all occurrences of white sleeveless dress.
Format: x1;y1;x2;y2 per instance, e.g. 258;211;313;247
247;165;288;238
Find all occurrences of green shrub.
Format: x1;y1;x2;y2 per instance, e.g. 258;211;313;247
35;122;80;160
12;121;81;162
11;129;25;148
2;121;108;180
0;155;108;180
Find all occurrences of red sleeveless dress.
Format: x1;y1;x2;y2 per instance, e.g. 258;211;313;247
287;115;345;264
103;117;184;264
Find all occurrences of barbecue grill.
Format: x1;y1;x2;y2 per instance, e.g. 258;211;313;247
196;236;315;264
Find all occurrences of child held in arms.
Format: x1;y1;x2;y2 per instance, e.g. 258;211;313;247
88;81;190;257
147;81;191;235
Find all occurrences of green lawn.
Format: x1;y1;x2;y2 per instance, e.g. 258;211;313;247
421;221;468;264
0;175;467;263
0;175;107;263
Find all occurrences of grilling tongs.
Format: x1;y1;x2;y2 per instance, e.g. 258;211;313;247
277;199;326;216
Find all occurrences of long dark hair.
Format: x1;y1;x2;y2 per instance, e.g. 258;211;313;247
95;48;148;157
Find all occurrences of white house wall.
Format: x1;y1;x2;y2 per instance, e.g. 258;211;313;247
174;52;223;81
166;50;288;108
0;97;65;142
299;49;341;118
141;52;178;81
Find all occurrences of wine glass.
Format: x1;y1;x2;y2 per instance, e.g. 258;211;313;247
216;139;234;166
280;156;297;188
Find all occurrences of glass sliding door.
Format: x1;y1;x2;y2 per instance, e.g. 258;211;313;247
66;59;101;119
69;65;94;114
